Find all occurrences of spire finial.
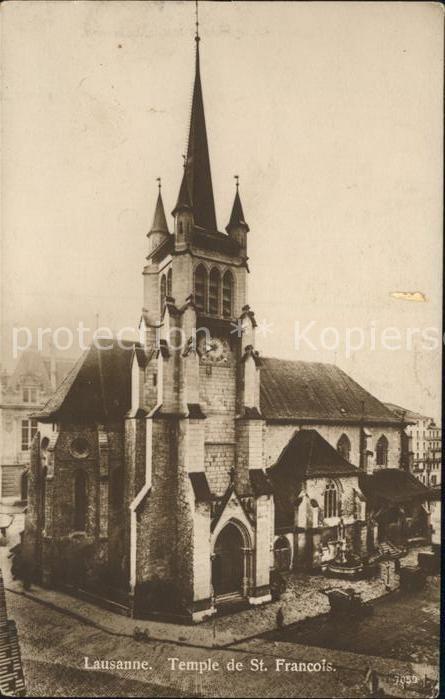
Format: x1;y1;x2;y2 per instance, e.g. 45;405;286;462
156;176;161;192
234;174;239;191
195;0;200;43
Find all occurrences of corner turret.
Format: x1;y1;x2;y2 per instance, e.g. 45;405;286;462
147;179;169;254
226;176;249;258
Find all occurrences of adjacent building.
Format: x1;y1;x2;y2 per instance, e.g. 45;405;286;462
385;403;442;487
426;421;442;487
426;484;441;554
0;351;75;501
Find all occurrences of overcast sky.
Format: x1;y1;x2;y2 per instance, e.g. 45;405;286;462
1;1;443;418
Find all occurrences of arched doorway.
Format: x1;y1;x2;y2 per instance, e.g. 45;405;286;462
212;522;245;597
378;506;405;545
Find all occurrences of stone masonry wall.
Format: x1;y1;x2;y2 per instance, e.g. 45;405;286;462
200;362;237;496
305;475;365;526
24;422;127;592
51;426;100;539
175;419;196;608
264;423;402;472
136;418;178;585
204;443;235;495
22;432;42;579
235;420;264;494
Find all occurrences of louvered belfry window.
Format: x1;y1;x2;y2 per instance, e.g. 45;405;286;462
194;264;207;312
222;270;233;318
209;268;221;315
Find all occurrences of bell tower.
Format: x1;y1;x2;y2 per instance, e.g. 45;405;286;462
142;13;251;333
131;4;273;621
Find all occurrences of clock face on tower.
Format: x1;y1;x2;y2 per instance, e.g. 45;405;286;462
198;335;231;365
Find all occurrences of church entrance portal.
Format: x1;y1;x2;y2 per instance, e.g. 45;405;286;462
212;523;246;597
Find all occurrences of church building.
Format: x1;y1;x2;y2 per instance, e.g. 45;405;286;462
23;16;421;622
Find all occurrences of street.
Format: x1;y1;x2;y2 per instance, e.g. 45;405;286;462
6;585;439;698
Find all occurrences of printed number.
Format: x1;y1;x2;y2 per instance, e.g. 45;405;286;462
393;675;419;687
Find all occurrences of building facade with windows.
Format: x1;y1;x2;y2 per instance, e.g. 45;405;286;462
384;403;442;487
23;20;423;621
426;485;441;554
0;351;75;501
426;421;441;487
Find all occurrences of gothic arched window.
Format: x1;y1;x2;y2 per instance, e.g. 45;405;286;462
222;270;234;318
376;435;388;466
337;433;351;461
324;481;338;518
160;274;167;314
74;470;87;532
209;267;221;316
194;264;207;312
167;268;172;298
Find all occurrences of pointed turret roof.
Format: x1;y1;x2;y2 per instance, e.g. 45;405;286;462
150;190;169;235
172;168;192;216
174;32;217;232
226;187;249;233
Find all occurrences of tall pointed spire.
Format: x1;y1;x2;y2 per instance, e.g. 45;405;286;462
174;3;217;232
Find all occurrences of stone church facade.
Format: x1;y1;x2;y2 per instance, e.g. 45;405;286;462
22;22;423;622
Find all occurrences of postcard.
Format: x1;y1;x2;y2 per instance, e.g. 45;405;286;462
0;2;442;697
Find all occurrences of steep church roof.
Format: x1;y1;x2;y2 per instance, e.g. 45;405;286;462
268;429;359;532
383;402;429;422
260;357;402;425
270;429;359;481
176;34;217;232
36;349;404;428
359;468;429;504
35;340;137;423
